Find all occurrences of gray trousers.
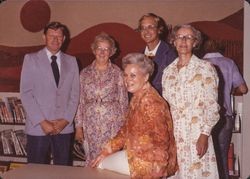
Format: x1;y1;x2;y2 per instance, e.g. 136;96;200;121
212;115;235;179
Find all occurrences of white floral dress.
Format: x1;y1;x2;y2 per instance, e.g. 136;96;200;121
162;55;220;179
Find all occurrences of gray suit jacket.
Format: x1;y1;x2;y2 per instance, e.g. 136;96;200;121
20;48;80;136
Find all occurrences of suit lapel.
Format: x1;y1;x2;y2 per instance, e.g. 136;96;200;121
155;41;164;59
58;53;68;88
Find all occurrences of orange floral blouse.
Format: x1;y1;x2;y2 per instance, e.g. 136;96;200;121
104;85;178;178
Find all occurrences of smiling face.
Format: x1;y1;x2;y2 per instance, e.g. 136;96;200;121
174;27;197;56
93;40;112;64
123;64;149;95
140;16;160;49
43;28;65;54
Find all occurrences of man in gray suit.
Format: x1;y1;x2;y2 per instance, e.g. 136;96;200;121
20;22;80;165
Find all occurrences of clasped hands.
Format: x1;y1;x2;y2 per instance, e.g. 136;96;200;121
40;119;69;135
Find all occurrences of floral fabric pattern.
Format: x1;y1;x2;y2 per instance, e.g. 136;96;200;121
75;60;128;165
105;86;178;178
162;55;220;179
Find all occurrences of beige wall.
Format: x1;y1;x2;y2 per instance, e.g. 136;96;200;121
243;1;250;178
0;0;243;46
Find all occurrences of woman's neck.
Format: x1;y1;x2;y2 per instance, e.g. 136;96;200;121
133;82;150;96
95;60;108;71
178;53;192;64
177;53;192;69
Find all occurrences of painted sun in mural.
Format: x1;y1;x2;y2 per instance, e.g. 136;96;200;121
20;0;51;32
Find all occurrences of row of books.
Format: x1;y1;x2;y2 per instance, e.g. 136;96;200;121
0;129;27;156
0;97;26;124
0;128;85;162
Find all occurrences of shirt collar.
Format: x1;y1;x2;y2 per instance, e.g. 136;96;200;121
145;41;161;56
203;52;223;59
45;48;61;62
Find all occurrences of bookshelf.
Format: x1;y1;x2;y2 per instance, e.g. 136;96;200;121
0;92;27;176
0;92;85;171
229;95;243;179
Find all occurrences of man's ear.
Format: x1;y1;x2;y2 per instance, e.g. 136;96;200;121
42;34;46;42
158;29;161;35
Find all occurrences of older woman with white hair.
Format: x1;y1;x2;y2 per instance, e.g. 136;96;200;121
162;24;220;178
91;53;178;178
74;33;128;166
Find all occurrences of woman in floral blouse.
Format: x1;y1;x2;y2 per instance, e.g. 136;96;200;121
91;53;178;178
162;24;220;178
74;33;128;165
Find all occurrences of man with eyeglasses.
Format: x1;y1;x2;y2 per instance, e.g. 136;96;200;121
137;13;176;95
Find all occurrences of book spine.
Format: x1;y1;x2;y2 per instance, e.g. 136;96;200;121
228;143;234;175
11;130;23;156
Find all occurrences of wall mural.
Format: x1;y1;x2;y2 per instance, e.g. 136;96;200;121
0;0;243;92
20;0;51;33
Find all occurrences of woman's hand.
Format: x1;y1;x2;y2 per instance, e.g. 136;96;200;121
196;134;209;159
90;150;110;168
75;127;84;143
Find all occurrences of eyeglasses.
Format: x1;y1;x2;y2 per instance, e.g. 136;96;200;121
175;34;196;42
139;25;157;32
95;46;111;52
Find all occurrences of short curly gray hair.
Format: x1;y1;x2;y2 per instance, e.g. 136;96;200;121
122;53;154;77
169;24;202;49
91;32;117;56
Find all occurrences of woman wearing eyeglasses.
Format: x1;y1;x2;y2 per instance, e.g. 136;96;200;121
74;32;128;166
162;24;220;178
